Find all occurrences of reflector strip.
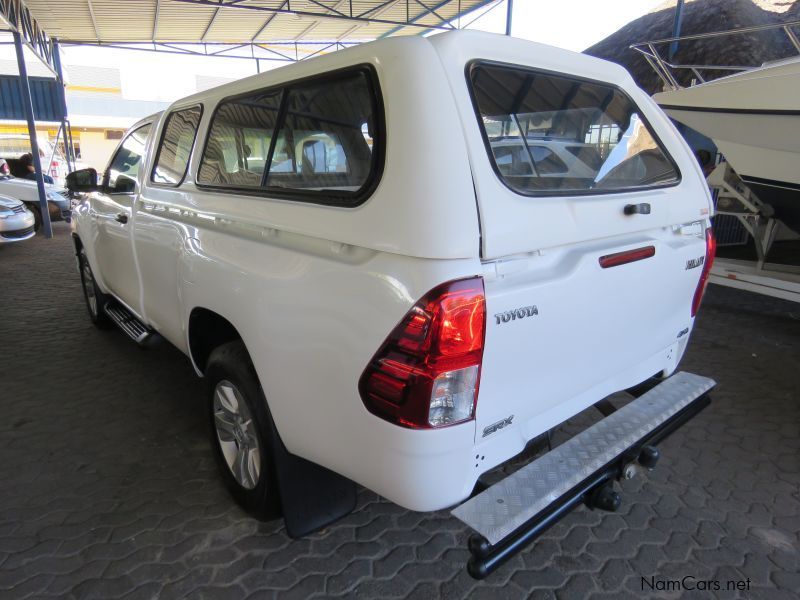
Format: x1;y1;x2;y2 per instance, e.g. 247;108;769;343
599;246;655;269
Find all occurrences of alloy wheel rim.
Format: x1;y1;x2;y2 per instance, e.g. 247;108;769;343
213;380;261;490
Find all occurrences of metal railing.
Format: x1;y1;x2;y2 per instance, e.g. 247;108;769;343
630;19;800;91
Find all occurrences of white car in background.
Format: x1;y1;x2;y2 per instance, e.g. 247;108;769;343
0;195;36;243
490;138;602;180
0;176;72;232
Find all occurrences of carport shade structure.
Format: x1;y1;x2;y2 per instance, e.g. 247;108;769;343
6;1;509;65
1;1;509;239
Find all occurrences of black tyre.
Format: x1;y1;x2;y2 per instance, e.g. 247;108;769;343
29;204;42;233
207;341;281;520
77;247;113;329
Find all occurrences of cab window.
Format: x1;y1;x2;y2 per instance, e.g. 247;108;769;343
198;90;281;188
105;124;152;194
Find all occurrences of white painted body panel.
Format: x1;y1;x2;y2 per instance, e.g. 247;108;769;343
72;31;712;511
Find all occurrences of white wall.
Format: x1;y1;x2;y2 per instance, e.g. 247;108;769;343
78;131;118;172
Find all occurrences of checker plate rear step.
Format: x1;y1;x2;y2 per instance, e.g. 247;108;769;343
452;371;715;579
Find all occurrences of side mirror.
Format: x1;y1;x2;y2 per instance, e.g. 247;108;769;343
66;168;98;193
113;175;136;194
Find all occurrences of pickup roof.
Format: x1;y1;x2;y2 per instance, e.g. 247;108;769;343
69;30;716;575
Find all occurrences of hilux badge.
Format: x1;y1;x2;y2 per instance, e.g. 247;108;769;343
685;256;705;270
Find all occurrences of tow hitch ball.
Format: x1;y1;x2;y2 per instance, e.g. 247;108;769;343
586;444;661;512
586;482;621;512
638;445;660;469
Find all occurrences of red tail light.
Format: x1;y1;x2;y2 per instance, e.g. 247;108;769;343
359;277;486;429
691;228;716;317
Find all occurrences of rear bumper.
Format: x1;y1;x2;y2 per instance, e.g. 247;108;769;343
345;345;692;512
451;371;715;579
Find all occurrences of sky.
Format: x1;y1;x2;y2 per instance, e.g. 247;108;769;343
3;0;666;103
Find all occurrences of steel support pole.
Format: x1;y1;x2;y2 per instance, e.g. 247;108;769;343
52;38;74;172
12;31;53;238
505;0;513;36
669;0;684;60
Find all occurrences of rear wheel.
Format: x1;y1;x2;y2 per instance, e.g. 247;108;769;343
207;341;280;520
78;247;112;329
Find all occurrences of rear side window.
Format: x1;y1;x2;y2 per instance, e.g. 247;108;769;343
198;90;282;188
469;63;679;195
152;106;202;185
197;66;382;206
265;71;376;193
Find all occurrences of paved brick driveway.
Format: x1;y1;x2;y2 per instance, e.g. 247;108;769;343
1;223;798;599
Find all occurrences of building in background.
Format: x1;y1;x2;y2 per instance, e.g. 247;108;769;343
0;57;236;171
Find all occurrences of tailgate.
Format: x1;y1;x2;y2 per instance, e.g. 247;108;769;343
439;51;715;440
476;226;709;441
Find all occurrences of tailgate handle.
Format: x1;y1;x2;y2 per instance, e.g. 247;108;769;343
624;203;651;215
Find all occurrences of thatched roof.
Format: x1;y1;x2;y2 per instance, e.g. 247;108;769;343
585;0;800;93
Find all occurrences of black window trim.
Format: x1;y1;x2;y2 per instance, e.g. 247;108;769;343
103;121;154;196
149;103;204;188
465;59;682;198
195;63;386;208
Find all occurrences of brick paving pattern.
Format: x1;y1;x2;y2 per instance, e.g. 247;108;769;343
0;223;798;599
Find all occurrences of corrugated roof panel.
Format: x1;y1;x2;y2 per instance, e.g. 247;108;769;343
202;10;271;42
23;0;101;41
157;2;219;42
20;1;494;44
0;75;63;122
257;12;332;41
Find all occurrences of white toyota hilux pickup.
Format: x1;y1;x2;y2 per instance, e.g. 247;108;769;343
69;31;716;577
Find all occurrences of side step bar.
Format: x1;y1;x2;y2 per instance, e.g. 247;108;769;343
452;371;715;579
104;302;155;346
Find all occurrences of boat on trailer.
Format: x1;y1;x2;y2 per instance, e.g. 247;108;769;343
654;55;800;232
631;20;800;303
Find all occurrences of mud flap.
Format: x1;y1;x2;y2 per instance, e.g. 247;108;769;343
269;423;357;538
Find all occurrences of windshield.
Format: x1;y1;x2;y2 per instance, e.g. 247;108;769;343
469;63;679;195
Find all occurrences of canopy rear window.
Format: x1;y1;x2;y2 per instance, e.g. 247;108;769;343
468;63;680;196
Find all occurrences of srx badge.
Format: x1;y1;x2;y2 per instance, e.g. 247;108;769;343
482;415;514;438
